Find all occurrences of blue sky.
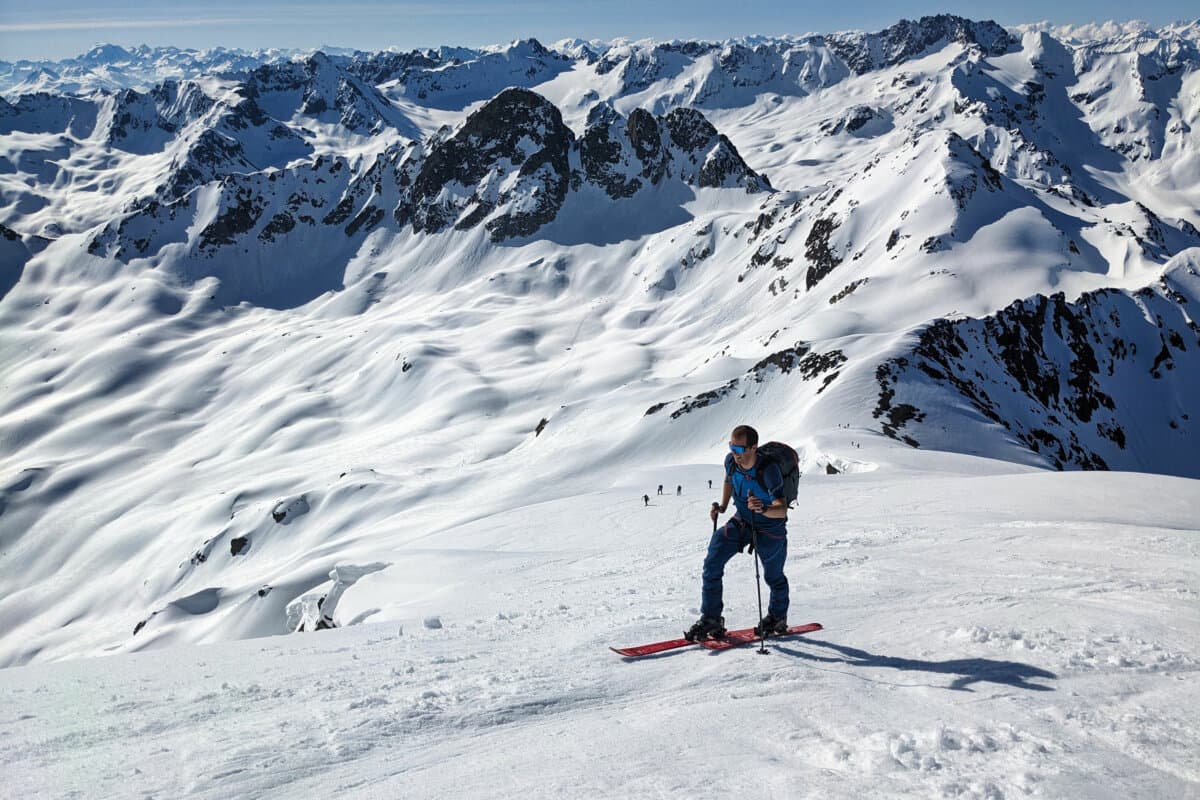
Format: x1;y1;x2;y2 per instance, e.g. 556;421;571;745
1;0;1197;61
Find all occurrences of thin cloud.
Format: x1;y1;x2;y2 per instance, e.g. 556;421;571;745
0;1;573;32
0;18;262;32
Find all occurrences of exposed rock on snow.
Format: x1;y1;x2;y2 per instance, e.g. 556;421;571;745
397;88;766;240
401;87;573;239
826;15;1015;74
272;496;310;524
875;256;1200;474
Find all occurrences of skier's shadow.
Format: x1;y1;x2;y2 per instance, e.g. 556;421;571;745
776;638;1057;692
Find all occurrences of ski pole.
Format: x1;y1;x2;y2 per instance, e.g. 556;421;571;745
749;504;768;655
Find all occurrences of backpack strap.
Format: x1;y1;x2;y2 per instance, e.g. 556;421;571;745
727;454;770;500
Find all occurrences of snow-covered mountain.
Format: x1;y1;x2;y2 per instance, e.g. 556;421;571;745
2;15;1199;798
1;13;1198;675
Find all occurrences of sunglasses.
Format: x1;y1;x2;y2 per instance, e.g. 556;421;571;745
729;443;751;454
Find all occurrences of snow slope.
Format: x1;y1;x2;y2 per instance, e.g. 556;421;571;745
2;455;1197;798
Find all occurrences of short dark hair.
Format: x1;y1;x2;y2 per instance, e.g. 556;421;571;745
731;425;758;447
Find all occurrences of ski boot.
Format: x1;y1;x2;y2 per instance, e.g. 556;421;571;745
684;615;726;642
754;614;788;637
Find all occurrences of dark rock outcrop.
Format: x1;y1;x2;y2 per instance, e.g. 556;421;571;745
874;267;1200;474
396;89;766;240
401;87;572;240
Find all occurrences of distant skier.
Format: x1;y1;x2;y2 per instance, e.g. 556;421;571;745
708;479;713;489
676;485;682;496
643;494;649;506
657;485;663;495
687;424;790;641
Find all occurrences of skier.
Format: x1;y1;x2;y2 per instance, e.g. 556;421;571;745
657;484;663;495
687;424;790;641
708;479;713;489
676;485;682;496
643;494;649;507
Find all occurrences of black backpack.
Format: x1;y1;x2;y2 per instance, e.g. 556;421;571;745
754;441;801;508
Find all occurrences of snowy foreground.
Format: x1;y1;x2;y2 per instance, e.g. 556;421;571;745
4;451;1197;799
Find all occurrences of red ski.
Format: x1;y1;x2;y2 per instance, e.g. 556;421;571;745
611;622;822;658
700;622;823;650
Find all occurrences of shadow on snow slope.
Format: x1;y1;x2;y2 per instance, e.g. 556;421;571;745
776;638;1058;692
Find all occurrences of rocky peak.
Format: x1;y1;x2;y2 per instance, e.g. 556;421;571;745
454;87;567;156
400;87;574;239
104;85;201;151
237;54;405;135
505;37;552;57
579;102;640;198
147;80;216;128
581;101;767;198
79;43;135;66
942;131;1004;207
625;108;669;183
392;89;766;240
345;49;440;86
661;107;766;190
827;14;1015;73
662;107;718;151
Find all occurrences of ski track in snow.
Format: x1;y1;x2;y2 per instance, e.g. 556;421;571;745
2;465;1197;799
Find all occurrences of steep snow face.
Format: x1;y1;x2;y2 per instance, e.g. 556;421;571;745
873;256;1200;474
238;53;422;140
389;39;575;110
1;15;1199;667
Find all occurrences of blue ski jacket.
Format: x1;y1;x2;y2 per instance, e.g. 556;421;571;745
723;453;787;534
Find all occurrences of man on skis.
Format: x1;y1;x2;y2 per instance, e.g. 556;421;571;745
686;425;790;641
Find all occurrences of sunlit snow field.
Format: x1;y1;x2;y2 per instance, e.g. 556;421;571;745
3;451;1198;798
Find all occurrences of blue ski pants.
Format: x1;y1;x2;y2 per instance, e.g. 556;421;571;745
700;515;789;620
